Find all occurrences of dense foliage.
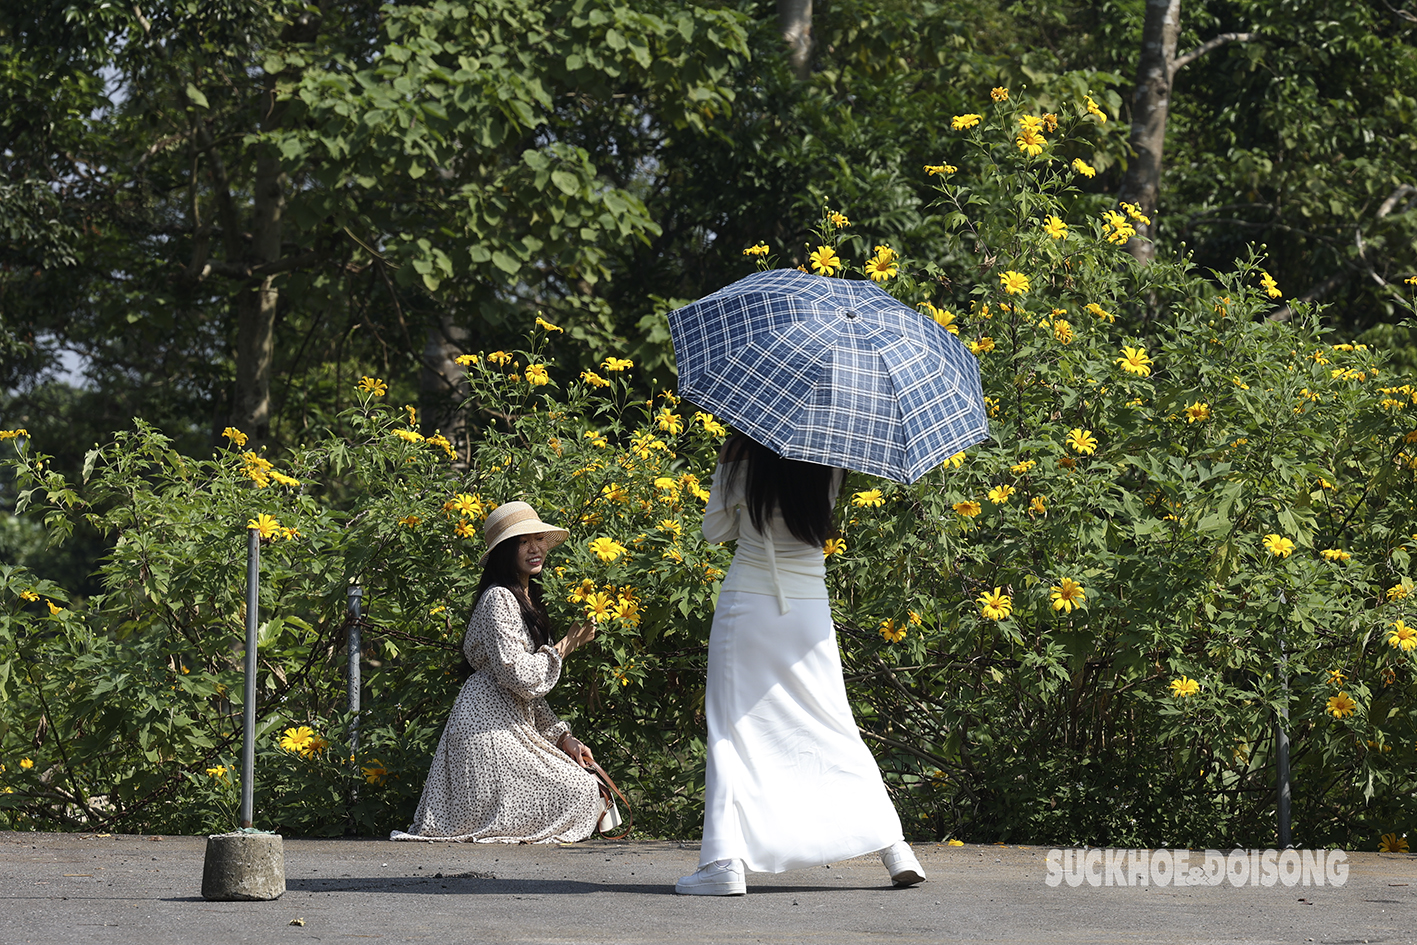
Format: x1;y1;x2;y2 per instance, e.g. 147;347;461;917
4;97;1414;849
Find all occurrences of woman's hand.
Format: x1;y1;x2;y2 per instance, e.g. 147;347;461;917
557;733;596;767
553;620;596;659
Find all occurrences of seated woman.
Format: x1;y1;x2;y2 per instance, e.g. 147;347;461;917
392;501;606;843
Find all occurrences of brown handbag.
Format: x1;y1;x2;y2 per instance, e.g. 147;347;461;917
586;760;633;840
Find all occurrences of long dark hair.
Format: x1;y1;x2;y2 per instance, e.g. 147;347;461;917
723;434;838;547
456;536;553;682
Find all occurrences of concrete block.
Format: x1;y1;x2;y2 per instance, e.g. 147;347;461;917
201;832;285;901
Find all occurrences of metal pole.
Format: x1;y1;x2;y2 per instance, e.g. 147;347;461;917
347;585;362;756
1276;592;1292;848
240;528;259;829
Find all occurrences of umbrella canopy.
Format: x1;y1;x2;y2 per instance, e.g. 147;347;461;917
667;269;989;484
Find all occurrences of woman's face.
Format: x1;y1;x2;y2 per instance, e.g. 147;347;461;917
515;533;551;581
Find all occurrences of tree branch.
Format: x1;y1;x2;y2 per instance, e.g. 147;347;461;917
195;250;323;282
1171;32;1259;76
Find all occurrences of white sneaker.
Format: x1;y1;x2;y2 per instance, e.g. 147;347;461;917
675;859;746;896
881;841;926;886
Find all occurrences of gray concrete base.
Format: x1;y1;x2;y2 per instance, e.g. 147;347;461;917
200;831;285;901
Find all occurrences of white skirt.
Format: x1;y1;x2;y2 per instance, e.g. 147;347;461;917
699;590;904;873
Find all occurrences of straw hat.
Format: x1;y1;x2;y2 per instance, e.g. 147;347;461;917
479;501;569;566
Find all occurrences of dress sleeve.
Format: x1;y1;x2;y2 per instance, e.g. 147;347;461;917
532;698;571;744
478;587;563;701
702;460;741;543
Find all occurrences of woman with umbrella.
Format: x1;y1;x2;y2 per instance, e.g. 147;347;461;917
673;434;925;894
668;269;988;895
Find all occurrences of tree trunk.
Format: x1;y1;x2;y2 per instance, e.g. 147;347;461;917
419;316;471;467
1117;0;1182;265
777;0;813;80
231;146;285;440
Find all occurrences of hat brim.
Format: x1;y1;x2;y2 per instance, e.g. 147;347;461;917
478;520;570;567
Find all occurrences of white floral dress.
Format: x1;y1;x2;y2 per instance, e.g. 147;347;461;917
391;586;602;843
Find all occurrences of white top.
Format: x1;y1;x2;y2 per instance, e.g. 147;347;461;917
702;459;842;614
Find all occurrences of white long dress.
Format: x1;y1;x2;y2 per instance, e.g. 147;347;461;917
391;586;602;844
698;461;904;873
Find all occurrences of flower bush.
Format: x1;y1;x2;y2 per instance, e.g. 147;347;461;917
2;92;1415;848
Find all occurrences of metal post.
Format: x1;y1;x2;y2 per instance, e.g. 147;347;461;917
240;529;259;829
1276;592;1292;848
347;585;362;756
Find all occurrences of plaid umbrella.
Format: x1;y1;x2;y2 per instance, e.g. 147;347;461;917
667;269;989;484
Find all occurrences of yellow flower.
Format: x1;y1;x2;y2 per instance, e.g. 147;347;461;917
1183;401;1211;423
999;270;1030;295
656;409;684;434
1326;692;1357;719
852;489;885;508
1119;201;1151;226
1262;533;1295;558
357;376;387;396
524;364;550;386
1015;128;1046;157
1042;215;1068;239
248;513;281;539
584;591;616;623
1387;583;1410;601
398;515;421;528
1065;428;1098;455
394;428;425;443
991;86;1009;102
953;500;982;518
1050;578;1086;614
362;760;389;785
279;726;315;755
919;302;958;333
1018;114;1045;133
948;838;965;846
1009;460;1035;474
613;596;641;627
455;520;477;539
924;163;958;176
46;600;63;615
206;765;229;779
241;451;274;487
1260;272;1281;298
567;579;597;603
0;428;30;440
20;757;34;770
809;245;842;276
878;619;907;643
595;357;630;373
742;242;770;256
580;370;611;388
1084;302;1114;323
1084;94;1106;122
588;537;628;562
951;113;983;130
829;211;851;228
987;484;1015;504
967;336;996;354
1327;669;1346;685
269;470;301;487
1052;319;1074;344
657;519;682;537
943;451;966;468
535;315;563;333
1320;549;1352;562
19;590;39;601
1116;346;1153;377
823;537;847;558
454;353;480;366
426;433;455;459
222;427;248;447
280;526;301;541
1029;495;1047;515
1388;620;1417;652
694;412;727;437
1169;676;1200;698
865;249;898;282
487;350;513;366
1380;833;1410;853
1071;157;1097;178
977;587;1012;620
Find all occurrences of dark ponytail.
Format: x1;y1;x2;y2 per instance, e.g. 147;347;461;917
723;434;838;548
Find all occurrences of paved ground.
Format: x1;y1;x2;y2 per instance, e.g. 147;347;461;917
1;831;1412;944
